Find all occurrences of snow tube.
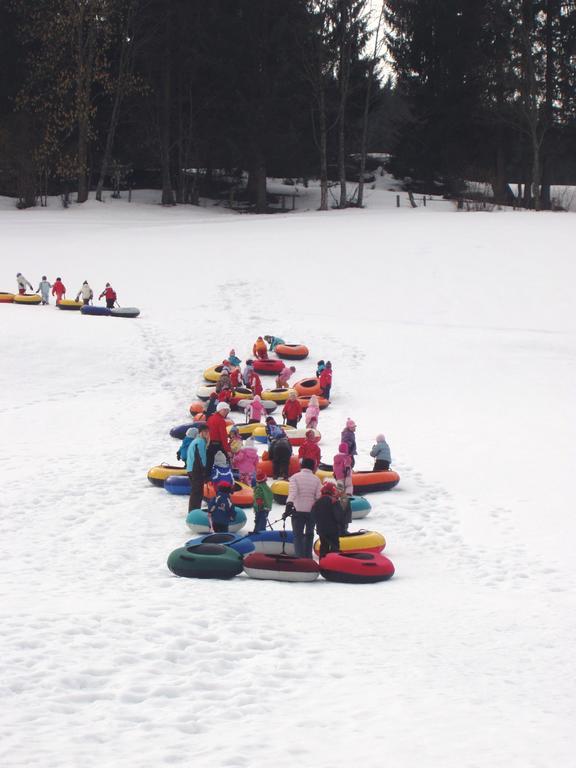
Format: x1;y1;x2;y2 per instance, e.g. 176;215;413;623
110;307;140;318
169;423;197;440
253;359;284;375
186;507;247;534
185;532;255;555
147;464;187;487
167;543;243;579
204;481;253;508
350;496;371;519
251;425;295;444
270;480;289;504
248;530;295;556
261;388;296;404
203;364;238;383
14;294;42;305
189;401;205;415
227;422;262;437
257;455;301;478
81;305;110;316
196;384;217;401
243;553;319;582
56;299;83;310
285;428;321;447
237;399;277;415
298;396;330;410
352;470;400;493
314;530;385;556
294;378;321;397
0;292;14;303
319;552;395;583
275;344;309;361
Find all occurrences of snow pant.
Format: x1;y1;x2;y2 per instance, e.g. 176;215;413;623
212;522;229;533
188;465;205;512
205;441;224;475
254;509;269;532
373;459;390;471
321;385;331;400
273;446;291;479
316;524;340;559
337;499;352;535
106;299;115;309
82;298;90;305
40;292;49;305
18;288;26;295
291;512;314;558
285;418;299;428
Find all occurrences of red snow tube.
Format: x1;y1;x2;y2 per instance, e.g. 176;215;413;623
275;344;309;360
243;553;320;582
352;470;400;493
294;377;322;397
253;359;284;375
257;455;301;478
319;552;395;583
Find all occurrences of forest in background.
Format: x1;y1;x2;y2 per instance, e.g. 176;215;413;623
0;0;575;211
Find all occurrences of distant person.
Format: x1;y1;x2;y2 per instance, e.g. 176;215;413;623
305;395;320;430
316;360;325;377
206;401;231;472
370;434;392;471
207;482;235;533
177;426;198;465
248;394;266;424
276;365;296;389
243;359;254;387
333;442;353;495
36;276;51;305
311;482;342;558
252;469;273;533
340;418;357;466
228;349;242;367
264;335;285;353
298;430;321;471
319;361;332;399
75;280;93;305
186;425;210;512
283;457;322;558
228;426;243;460
248;369;263;396
252;336;268;360
51;277;66;304
335;480;352;535
271;432;292;481
99;282;117;309
233;438;259;486
16;273;33;295
210;451;234;488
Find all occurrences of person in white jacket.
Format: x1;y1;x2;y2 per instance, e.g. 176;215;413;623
284;457;321;558
36;276;51;305
75;281;93;305
16;273;33;295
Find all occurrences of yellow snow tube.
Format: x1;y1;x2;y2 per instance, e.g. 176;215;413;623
57;299;83;311
314;530;386;555
0;292;15;303
147;465;188;487
14;294;42;305
261;388;296;404
203;364;224;382
227;422;262;437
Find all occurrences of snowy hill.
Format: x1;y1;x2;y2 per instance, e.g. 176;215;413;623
1;187;574;768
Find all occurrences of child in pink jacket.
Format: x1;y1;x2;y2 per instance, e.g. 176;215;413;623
233;438;259;486
248;395;266;423
333;442;353;495
305;395;320;430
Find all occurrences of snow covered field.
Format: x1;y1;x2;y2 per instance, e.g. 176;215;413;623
1;184;575;768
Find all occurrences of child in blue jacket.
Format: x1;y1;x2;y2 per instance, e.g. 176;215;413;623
208;483;235;532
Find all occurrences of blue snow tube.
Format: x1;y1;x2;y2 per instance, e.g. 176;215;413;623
349;496;371;519
81;305;110;316
165;475;191;495
185;532;255;555
248;529;295;555
170;423;196;440
186;507;247;534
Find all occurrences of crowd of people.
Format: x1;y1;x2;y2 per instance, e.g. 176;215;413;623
178;335;393;558
15;272;118;307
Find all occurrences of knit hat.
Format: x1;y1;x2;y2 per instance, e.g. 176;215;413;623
321;481;338;497
376;434;385;442
346;418;356;429
214;451;227;466
339;442;349;454
217;481;233;493
306;429;316;439
256;469;267;483
229;426;240;435
186;427;199;439
216;401;230;413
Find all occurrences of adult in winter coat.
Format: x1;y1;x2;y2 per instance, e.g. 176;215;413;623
311;483;342;558
177;426;198;465
252;337;268;360
340;419;357;466
284;458;322;558
335;481;352;535
305;395;320;430
298;430;321;471
242;360;254;387
16;273;33;295
370;434;392;471
276;365;296;389
248;395;266;423
264;335;285;352
228;349;242;368
75;281;93;305
207;483;235;533
206;401;231;472
253;469;273;532
233;438;259;486
271;435;292;480
51;277;66;303
333;442;353;495
186;426;210;511
36;276;51;305
210;451;234;488
319;362;332;399
99;283;117;309
282;391;302;428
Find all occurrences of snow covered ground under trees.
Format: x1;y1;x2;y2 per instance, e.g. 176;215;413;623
1;182;575;768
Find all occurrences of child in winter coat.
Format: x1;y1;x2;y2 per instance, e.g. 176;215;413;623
253;337;268;360
51;277;66;303
276;365;296;389
228;427;243;459
298;430;321;471
248;370;263;396
311;482;342;558
75;281;93;305
370;434;392;471
233;438;259;486
207;483;235;533
252;469;273;532
316;360;325;377
305;395;320;430
228;349;242;368
340;418;357;465
319;361;332;399
282;391;302;428
210;451;234;488
248;395;266;423
16;273;33;295
99;282;117;309
333;442;353;495
264;335;285;352
243;360;254;387
177;426;198;465
229;367;241;389
36;276;51;305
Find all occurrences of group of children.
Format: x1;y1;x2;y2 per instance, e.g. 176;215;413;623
15;272;118;308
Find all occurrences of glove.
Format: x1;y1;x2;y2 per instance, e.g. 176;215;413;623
282;510;291;521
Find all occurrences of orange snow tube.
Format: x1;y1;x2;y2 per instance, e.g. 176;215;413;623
257;456;301;478
203;481;254;508
0;292;15;303
298;395;330;410
352;470;400;493
275;343;309;361
294;378;322;397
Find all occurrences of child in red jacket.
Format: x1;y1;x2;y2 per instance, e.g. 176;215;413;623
282;391;302;428
51;277;66;304
319;361;332;399
298;430;321;471
99;282;117;309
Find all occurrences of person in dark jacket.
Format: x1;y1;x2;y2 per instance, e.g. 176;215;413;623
340;418;357;466
311;482;342;558
177;426;198;465
186;426;210;512
207;482;235;532
271;434;292;480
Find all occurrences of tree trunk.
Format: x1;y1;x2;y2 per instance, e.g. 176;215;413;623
358;6;382;208
160;0;175;205
337;3;352;208
76;2;96;203
318;84;328;211
248;154;267;213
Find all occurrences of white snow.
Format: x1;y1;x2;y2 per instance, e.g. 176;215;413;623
1;182;575;768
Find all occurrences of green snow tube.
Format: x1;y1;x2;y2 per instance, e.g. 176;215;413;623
167;543;243;579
